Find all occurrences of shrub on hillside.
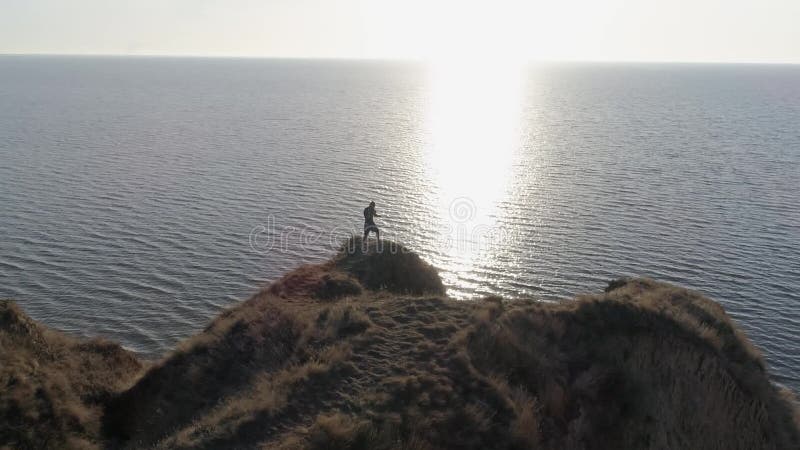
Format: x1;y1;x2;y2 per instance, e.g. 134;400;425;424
334;237;445;295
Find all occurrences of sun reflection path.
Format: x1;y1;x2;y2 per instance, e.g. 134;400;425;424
422;60;525;295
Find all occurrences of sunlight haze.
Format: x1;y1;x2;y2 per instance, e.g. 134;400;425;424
1;0;799;63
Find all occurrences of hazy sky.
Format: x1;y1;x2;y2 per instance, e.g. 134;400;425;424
1;0;799;63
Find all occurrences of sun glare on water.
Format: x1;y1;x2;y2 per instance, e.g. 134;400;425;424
425;60;523;217
369;0;546;293
422;59;525;290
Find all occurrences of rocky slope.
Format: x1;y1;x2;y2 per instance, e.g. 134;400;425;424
1;238;798;449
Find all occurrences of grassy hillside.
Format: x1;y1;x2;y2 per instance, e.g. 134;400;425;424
0;300;142;449
2;238;798;449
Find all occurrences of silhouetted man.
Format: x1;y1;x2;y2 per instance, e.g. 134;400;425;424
363;201;381;241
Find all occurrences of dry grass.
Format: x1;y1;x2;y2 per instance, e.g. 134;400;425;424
457;278;800;449
268;265;362;301
334;237;445;295
0;300;142;450
313;302;372;341
2;245;798;449
102;301;304;448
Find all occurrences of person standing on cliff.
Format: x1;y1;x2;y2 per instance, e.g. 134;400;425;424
363;201;381;241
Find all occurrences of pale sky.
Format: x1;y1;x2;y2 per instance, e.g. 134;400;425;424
1;0;799;63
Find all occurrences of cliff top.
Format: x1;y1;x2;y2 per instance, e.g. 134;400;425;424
2;239;798;449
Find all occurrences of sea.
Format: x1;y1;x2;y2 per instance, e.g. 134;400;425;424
0;56;798;391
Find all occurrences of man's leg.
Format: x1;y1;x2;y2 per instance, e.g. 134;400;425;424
376;228;380;242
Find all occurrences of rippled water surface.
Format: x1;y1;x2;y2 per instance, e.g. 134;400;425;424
1;57;798;390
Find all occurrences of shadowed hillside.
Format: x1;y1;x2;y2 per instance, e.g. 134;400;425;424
2;238;798;449
0;300;143;449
